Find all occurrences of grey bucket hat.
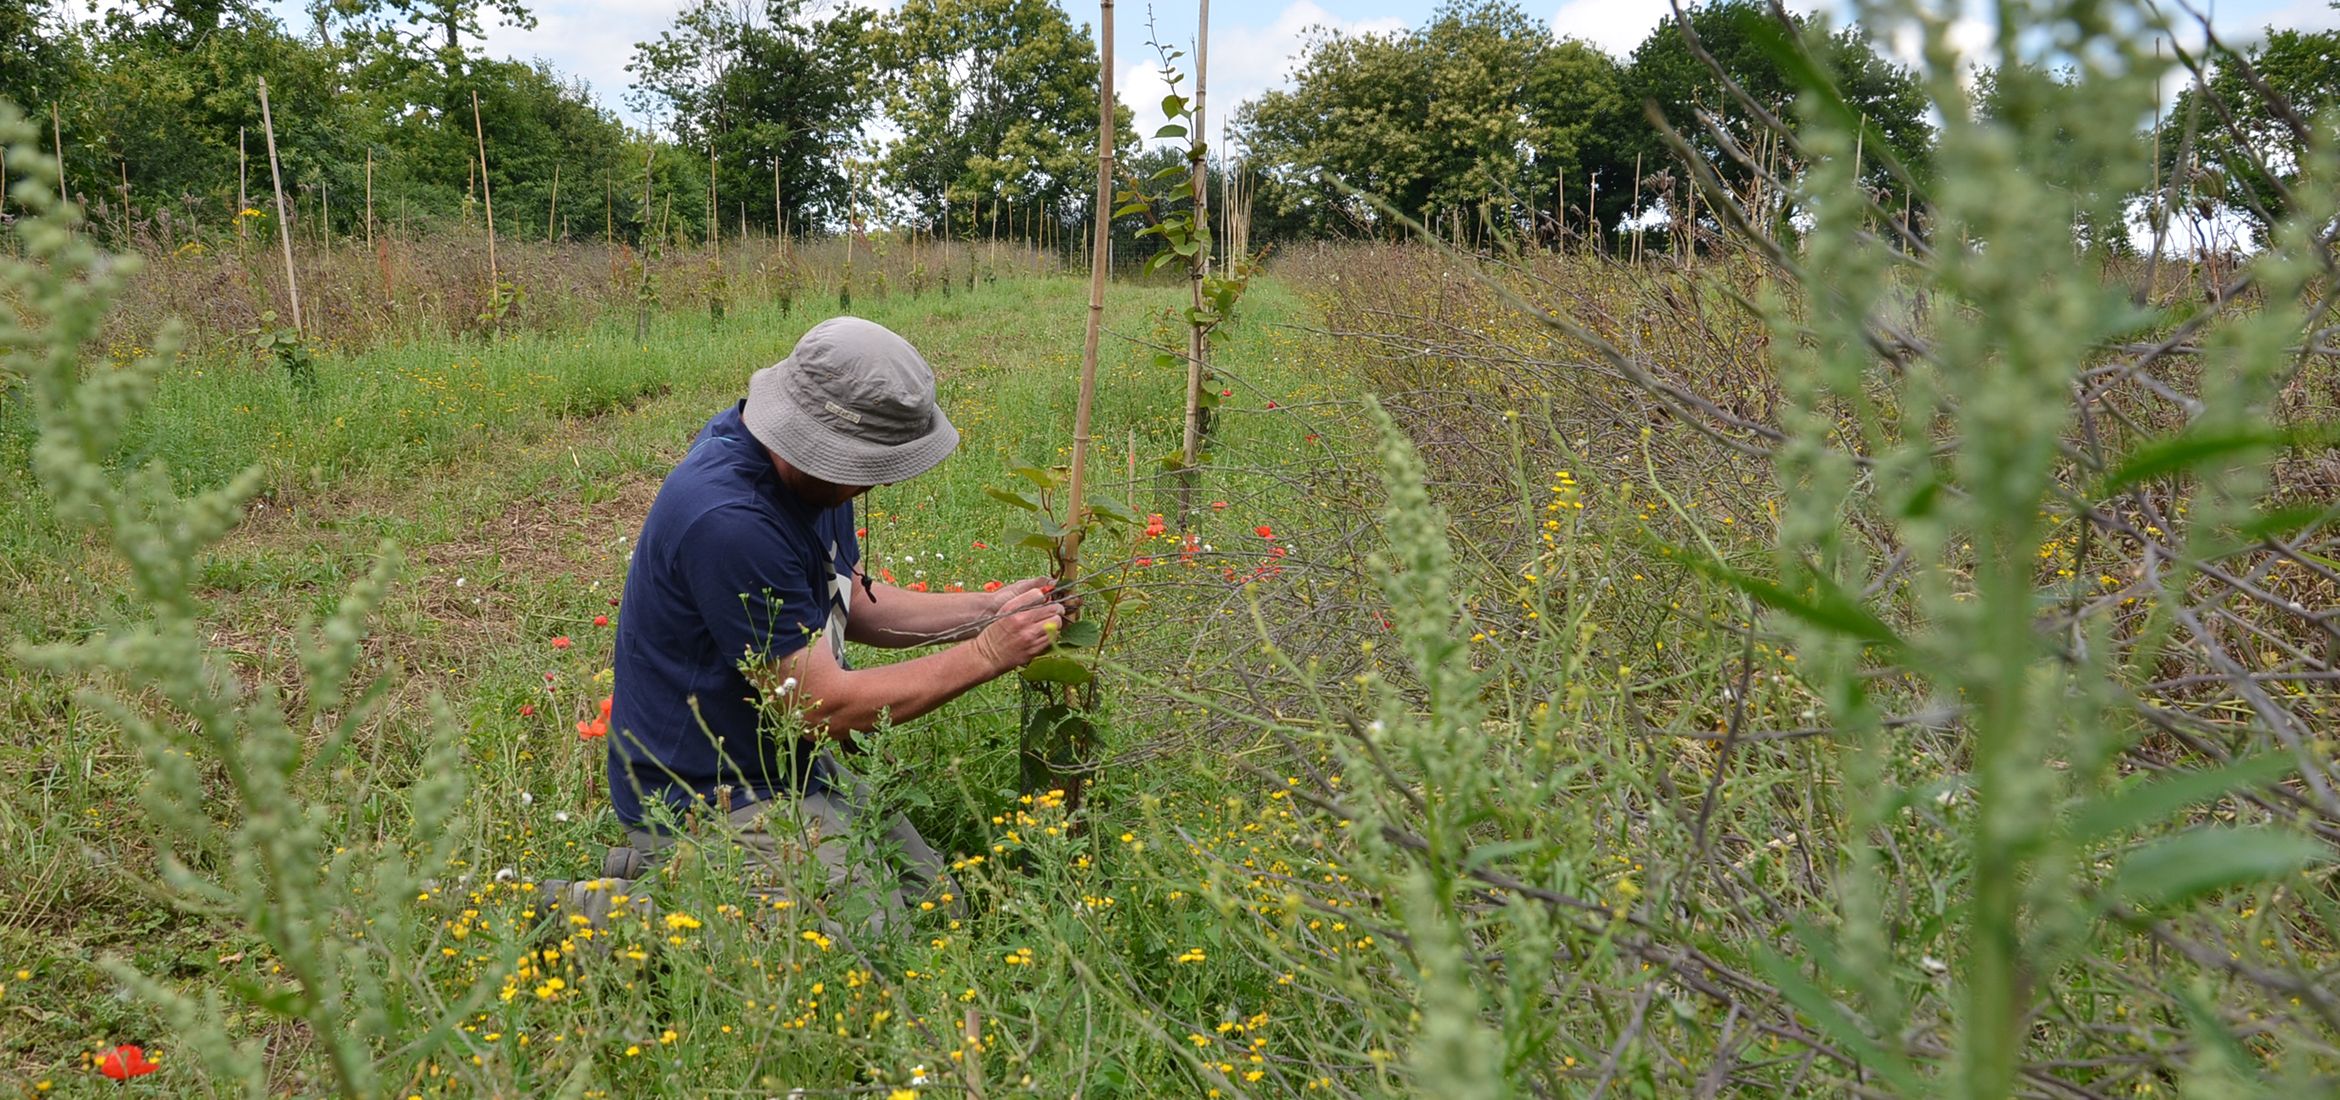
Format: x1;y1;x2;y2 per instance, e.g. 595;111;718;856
743;317;959;486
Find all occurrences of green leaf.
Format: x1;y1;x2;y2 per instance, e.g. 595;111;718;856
1055;620;1102;648
1152;351;1184;371
2112;827;2327;913
2071;753;2295;844
1161;94;1187;119
1143;252;1179;276
1004;526;1060;552
1086;495;1142;526
1196;388;1221;409
1019;653;1093;686
1113;202;1150;218
1666;547;1908;652
1750;943;1926;1094
984;485;1041;511
2093;425;2330;498
1009;465;1063;490
1150;164;1188;183
1155;124;1188;140
1462;838;1546;869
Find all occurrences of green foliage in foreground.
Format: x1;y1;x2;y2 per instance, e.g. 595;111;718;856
8;2;2340;1094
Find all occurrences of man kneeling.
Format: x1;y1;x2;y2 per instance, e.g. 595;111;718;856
582;316;1062;933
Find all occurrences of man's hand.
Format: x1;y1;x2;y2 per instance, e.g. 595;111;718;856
972;586;1066;672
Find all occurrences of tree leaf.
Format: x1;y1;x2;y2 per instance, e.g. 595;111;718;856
2111;827;2327;913
1009;465;1062;490
1085;495;1142;526
1054;620;1102;648
984;485;1040;511
1161;94;1187;119
1155;124;1188;139
1019;653;1093;686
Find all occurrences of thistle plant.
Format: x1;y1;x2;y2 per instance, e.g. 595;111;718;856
2;102;482;1098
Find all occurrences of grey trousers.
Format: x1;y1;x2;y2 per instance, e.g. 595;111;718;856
625;757;954;936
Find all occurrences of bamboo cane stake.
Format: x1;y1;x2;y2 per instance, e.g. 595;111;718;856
471;89;498;288
50;103;67;207
237;127;248;253
708;144;719;251
547;162;560;241
1178;0;1212;522
321;173;331;259
1064;0;1115;578
256;78;303;334
364;147;374;250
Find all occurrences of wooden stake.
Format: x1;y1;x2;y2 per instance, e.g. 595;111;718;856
50;102;67;207
636;147;656;344
1178;0;1213;522
238;127;248;252
471;89;498;288
547;161;560;241
708;144;719;251
256;78;303;333
321;173;331;259
364;147;374;250
772;158;782;244
1065;0;1115;575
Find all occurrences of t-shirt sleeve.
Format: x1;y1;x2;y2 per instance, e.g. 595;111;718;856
679;506;827;669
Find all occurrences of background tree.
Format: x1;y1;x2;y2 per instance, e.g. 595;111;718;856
1619;0;1929;233
627;0;876;235
1238;2;1625;242
876;0;1131;234
2156;26;2340;243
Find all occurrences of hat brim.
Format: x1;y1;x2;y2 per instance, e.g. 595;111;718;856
742;367;960;486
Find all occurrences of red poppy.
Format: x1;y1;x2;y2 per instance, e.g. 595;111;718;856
577;719;607;740
972;540;989;550
550;636;572;650
544;672;557;682
598;696;613;720
1305;433;1320;443
944;583;965;593
1210;501;1228;510
857;527;868;538
880;567;897;584
1254;526;1274;539
1144;514;1166;538
1265;401;1279;409
520;704;536;717
1220;388;1232;397
982;580;1003;593
1135;556;1154;568
97;1044;158;1080
908;581;928;593
592;615;610;627
1269;545;1288;558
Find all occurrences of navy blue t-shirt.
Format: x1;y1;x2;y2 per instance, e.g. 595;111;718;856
608;403;860;828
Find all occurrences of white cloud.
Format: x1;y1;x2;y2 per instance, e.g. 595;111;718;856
479;0;694;125
1122;0;1410;151
1549;0;1666;56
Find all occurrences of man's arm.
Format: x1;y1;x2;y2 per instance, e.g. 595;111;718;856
782;586;1063;740
846;576;1053;648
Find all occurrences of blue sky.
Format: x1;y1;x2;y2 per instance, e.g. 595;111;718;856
79;0;2329;137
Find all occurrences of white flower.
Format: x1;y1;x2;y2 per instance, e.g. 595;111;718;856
520;791;533;805
554;811;571;823
494;867;516;882
1920;955;1948;975
910;1066;930;1085
1365;719;1386;736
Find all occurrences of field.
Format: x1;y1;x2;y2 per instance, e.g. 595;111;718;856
8;48;2340;1100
